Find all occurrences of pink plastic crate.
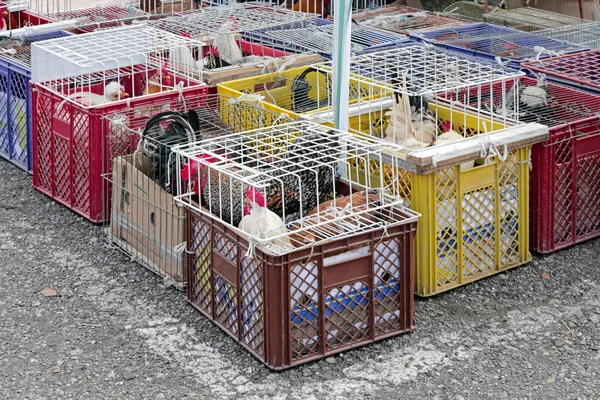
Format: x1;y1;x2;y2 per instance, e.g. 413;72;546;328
31;69;208;223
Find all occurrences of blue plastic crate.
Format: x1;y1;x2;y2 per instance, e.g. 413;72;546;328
245;18;409;60
0;30;73;172
409;22;588;69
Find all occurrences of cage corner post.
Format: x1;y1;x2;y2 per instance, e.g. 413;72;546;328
332;0;352;180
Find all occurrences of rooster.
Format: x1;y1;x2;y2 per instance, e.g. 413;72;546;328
139;110;203;193
203;18;244;69
430;121;474;171
182;129;340;225
383;71;437;150
143;62;172;96
492;81;553;126
238;187;294;253
66;81;129;106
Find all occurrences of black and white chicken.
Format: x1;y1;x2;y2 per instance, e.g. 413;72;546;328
493;82;554;127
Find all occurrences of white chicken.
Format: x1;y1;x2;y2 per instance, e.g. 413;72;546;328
431;121;474;171
67;81;129;106
238;187;294;254
211;18;243;66
383;71;437;150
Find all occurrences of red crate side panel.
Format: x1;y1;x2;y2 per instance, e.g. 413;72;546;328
32;88;53;192
574;125;600;242
530;141;555;253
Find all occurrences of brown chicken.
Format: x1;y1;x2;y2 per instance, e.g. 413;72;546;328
138;0;204;14
290;0;330;18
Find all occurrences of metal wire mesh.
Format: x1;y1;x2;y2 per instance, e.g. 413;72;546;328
442;1;485;23
535;21;600;50
173;120;418;255
103;92;287;284
0;0;55;31
352;5;467;35
46;4;160;33
30;25;205;105
483;7;586;32
0;30;72;68
411;22;588;68
247;18;407;59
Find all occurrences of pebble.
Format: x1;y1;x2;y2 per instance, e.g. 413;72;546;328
232;376;248;386
156;394;165;400
554;339;567;347
70;349;83;357
325;357;336;364
123;370;135;381
41;288;57;297
546;376;556;384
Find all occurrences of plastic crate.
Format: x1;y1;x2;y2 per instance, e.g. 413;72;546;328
483;7;585;32
246;18;408;60
351;5;468;35
522;50;600;95
0;31;73;172
216;65;389;130
535;21;600;50
440;76;600;253
31;77;208;223
186;187;417;369
410;22;588;69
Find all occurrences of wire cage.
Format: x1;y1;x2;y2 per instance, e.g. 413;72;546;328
44;4;162;34
0;30;73;172
522;50;600;94
174;120;419;369
245;17;408;60
0;0;54;31
442;1;485;23
279;0;387;19
411;22;588;70
309;46;549;296
149;4;322;86
103;92;294;286
351;5;468;36
439;74;600;254
482;7;586;32
30;25;208;223
535;21;600;51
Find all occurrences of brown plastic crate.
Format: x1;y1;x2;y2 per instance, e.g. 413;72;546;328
186;199;417;370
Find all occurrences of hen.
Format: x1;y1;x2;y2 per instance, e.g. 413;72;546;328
67;81;129;106
143;62;172;96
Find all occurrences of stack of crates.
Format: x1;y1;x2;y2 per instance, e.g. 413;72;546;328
442;1;486;23
351;5;468;35
220;45;550;296
245;18;409;60
0;30;72;172
482;7;586;32
173;120;419;369
410;22;588;69
30;25;209;223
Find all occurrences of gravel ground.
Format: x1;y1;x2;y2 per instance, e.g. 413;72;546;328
1;159;599;400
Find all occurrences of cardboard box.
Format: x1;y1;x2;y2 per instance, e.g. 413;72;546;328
109;153;186;284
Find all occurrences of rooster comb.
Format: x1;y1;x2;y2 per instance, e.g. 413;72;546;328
245;187;265;207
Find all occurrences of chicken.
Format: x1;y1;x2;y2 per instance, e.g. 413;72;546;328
138;0;203;14
143;62;172;96
206;18;243;69
494;82;553;126
0;10;8;31
182;129;340;225
289;0;330;18
238;187;294;254
140;110;202;193
67;81;129;106
383;71;437;150
430;121;474;171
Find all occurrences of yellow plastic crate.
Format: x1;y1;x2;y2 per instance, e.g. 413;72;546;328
349;105;535;297
217;65;390;132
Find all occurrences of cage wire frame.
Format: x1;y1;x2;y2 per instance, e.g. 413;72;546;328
442;1;485;23
246;17;408;59
535;21;600;50
173;120;420;257
0;30;73;172
410;22;589;69
102;92;293;285
277;0;387;18
0;0;56;32
482;7;586;32
149;4;322;84
30;24;206;104
351;5;468;35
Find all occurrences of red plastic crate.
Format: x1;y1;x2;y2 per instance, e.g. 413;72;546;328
441;76;600;253
31;71;208;223
186;194;417;370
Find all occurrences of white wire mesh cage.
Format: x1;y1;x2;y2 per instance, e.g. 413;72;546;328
277;0;387;18
535;21;600;50
0;0;63;33
30;24;205;105
103;92;293;284
308;45;550;170
482;7;586;32
173;120;418;256
149;4;322;83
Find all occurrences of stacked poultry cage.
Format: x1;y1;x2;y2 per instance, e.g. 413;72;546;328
103;92;294;286
0;29;73;172
442;1;486;23
535;21;600;50
173;120;419;369
482;7;586;32
350;5;468;36
149;4;323;87
439;73;600;253
245;17;409;60
30;24;209;223
279;0;386;18
304;46;549;296
0;0;54;31
410;23;588;69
